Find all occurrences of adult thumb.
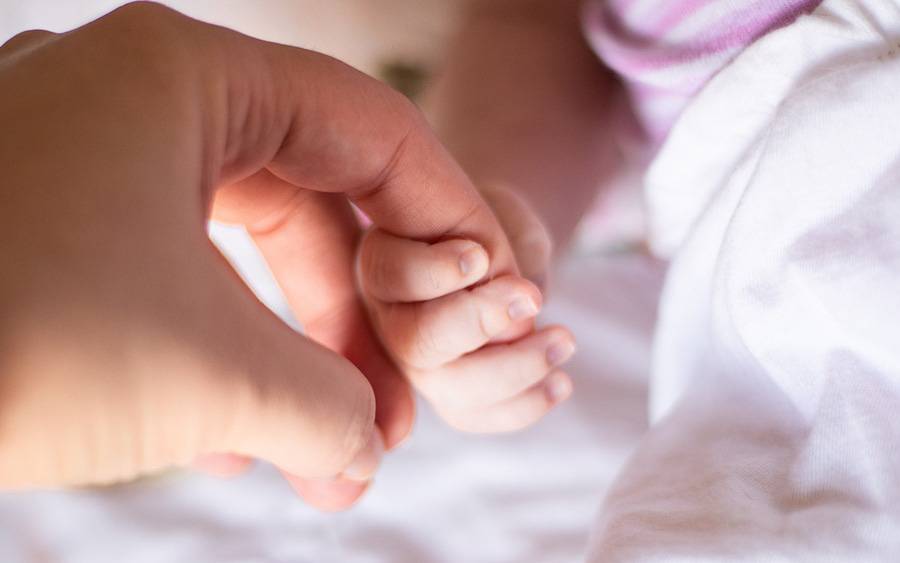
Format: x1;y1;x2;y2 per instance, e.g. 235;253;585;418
187;260;379;480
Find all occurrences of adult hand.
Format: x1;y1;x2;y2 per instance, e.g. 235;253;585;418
0;2;518;510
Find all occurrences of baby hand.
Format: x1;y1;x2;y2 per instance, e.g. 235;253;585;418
358;222;575;433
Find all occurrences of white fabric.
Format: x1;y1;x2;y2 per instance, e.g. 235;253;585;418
588;0;900;560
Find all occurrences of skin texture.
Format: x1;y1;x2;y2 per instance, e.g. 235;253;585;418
0;2;524;511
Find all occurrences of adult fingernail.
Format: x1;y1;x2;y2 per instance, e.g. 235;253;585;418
545;372;573;403
508;295;539;320
342;429;384;482
546;339;576;367
459;244;488;277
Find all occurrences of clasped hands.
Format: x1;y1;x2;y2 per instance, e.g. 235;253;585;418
0;3;574;511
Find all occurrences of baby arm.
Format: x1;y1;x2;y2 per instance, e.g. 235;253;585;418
425;0;619;254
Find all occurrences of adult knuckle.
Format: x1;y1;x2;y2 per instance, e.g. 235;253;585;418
307;358;376;474
333;373;377;467
101;2;199;75
3;29;52;48
112;1;181;23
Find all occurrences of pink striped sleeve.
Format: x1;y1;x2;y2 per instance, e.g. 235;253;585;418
583;0;822;142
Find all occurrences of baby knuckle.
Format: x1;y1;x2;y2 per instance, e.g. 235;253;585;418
408;324;444;369
410;370;445;403
417;371;473;412
360;238;390;292
398;309;452;370
423;262;445;294
320;375;376;472
382;315;439;370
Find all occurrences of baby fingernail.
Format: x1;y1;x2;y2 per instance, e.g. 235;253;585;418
458;245;487;277
342;429;384;482
545;372;573;403
546;339;576;367
508;296;539;320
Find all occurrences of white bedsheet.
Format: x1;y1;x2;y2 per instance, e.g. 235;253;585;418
586;1;900;560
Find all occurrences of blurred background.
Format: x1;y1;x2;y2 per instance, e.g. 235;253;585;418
1;1;461;74
0;2;659;561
